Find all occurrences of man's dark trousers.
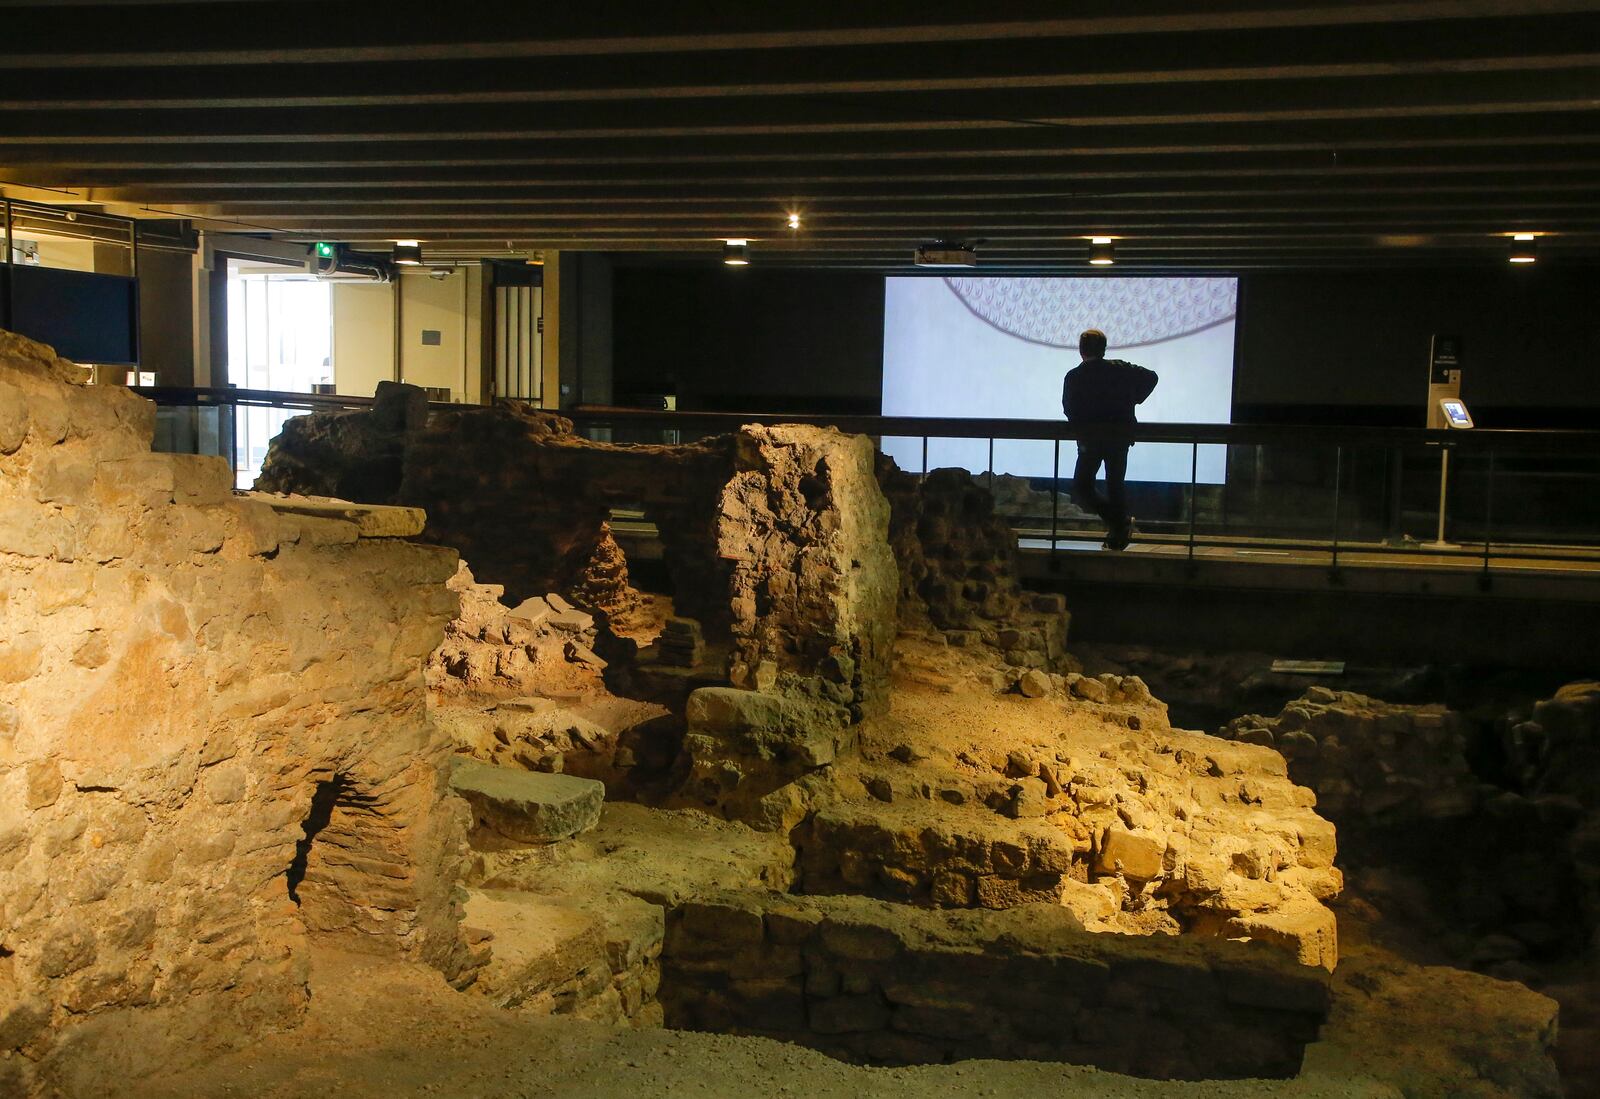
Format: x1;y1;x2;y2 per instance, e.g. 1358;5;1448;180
1073;440;1130;533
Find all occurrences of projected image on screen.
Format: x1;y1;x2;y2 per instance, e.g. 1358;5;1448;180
881;276;1238;484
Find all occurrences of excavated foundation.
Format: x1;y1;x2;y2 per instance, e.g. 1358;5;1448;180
656;891;1328;1078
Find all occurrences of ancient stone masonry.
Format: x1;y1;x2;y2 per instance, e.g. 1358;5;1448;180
877;459;1069;670
0;333;476;1089
720;424;897;716
258;392;896;717
820;640;1343;969
1219;688;1478;824
1505;680;1600;955
659;891;1330;1078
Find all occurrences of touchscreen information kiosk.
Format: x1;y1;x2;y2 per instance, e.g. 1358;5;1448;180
1440;398;1473;429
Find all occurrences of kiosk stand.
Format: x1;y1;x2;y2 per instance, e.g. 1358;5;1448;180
1431;398;1474;546
1426;336;1470;548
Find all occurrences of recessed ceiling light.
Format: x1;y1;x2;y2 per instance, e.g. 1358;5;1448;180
1089;239;1116;265
393;240;423;265
1090;236;1114;245
1512;233;1537;242
1508;237;1538;264
787;213;801;230
723;239;750;266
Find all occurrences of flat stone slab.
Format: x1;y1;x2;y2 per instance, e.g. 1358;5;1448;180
249;491;427;537
450;758;604;844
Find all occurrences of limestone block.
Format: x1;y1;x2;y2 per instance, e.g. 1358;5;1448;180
0;381;28;453
1097;825;1166;881
0;503;77;559
169;454;235;505
254;493;427;538
449;758;604;844
1072;676;1109;703
1017;669;1051;698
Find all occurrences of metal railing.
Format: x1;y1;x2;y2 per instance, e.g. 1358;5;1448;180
567;406;1600;578
133;387;1600;579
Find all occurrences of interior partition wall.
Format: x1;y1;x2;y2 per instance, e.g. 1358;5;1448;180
488;260;544;403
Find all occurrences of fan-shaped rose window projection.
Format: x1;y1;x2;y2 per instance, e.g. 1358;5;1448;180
943;277;1237;350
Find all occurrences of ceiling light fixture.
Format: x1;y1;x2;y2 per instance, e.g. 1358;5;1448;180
1089;237;1116;266
1508;234;1538;264
393;239;423;266
723;239;750;266
787;213;801;230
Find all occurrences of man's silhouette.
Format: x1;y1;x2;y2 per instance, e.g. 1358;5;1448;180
1061;329;1158;550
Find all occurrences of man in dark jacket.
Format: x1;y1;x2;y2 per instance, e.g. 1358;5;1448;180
1062;329;1159;550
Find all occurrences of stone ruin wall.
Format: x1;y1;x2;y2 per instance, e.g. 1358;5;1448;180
659;891;1329;1079
878;460;1070;671
0;334;475;1086
258;391;898;716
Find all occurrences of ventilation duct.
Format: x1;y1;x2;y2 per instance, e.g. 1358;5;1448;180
313;246;394;283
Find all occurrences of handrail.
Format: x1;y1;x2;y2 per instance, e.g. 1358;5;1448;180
129;385;1600;453
566;404;1600;454
135;385;1600;574
132;385;459;413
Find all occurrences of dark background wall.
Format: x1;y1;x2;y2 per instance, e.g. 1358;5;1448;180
136;247;196;386
612;266;885;413
1234;267;1600;426
610;264;1600;426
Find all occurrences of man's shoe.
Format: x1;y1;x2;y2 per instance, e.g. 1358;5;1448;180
1104;517;1137;551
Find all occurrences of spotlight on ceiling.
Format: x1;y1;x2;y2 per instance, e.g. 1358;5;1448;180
1509;233;1538;264
1089;237;1116;266
393;240;423;266
787;213;802;230
723;239;750;266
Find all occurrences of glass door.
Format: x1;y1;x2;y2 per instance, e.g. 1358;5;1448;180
226;259;333;488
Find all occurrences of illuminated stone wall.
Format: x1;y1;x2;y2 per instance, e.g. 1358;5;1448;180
0;334;475;1086
660;890;1329;1078
258;394;898;716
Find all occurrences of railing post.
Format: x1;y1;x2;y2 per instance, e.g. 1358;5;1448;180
1050;438;1060;551
920;435;928;477
986;436;994;494
1187;441;1198;562
1331;444;1344;570
1482;448;1496;587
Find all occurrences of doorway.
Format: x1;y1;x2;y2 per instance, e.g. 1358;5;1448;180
225;257;333;487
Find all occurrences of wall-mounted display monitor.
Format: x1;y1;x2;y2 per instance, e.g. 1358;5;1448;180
1;264;141;366
881;276;1238;483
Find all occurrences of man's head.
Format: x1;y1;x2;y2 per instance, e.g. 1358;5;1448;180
1079;329;1108;360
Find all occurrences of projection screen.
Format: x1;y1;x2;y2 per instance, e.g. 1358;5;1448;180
881;276;1238;483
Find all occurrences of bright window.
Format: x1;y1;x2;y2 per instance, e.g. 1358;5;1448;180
226;261;333;488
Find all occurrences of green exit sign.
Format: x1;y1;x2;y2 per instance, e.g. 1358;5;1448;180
315;242;336;258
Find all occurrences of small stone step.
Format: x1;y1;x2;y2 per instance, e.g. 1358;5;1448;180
450;758;604;844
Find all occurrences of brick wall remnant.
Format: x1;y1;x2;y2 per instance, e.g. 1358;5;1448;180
0;333;476;1086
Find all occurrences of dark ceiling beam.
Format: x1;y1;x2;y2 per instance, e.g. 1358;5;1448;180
101;174;1600;209
7;0;1599;66
5;17;1597;110
2;69;1596;142
5;114;1598;169
219;204;1600;225
21;144;1600;190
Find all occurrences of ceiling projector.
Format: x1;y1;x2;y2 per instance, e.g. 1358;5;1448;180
913;241;978;267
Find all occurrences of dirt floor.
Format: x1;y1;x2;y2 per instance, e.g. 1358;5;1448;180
108;949;1404;1099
